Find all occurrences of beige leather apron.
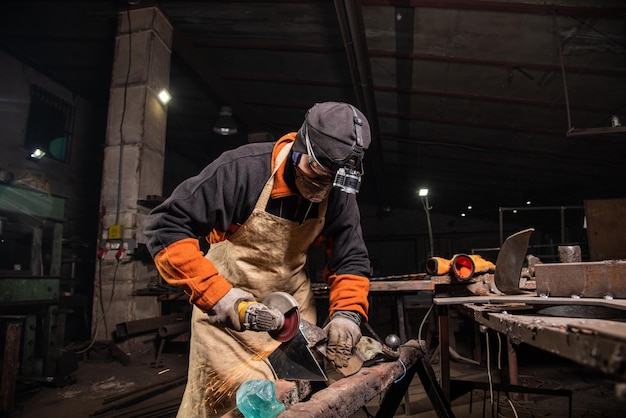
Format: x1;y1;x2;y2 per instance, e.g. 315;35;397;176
177;144;327;417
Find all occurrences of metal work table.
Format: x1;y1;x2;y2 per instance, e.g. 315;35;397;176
222;339;453;418
313;276;445;343
434;294;626;404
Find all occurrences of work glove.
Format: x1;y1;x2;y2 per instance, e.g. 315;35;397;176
324;311;362;368
451;254;496;281
426;256;451;276
207;287;255;331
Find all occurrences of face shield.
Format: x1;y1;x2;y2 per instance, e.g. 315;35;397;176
303;106;365;194
292;151;334;203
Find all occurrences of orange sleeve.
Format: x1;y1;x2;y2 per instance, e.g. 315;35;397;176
326;273;370;321
153;237;232;312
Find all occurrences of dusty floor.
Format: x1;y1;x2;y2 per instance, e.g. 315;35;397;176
395;352;626;418
11;347;188;418
8;341;626;418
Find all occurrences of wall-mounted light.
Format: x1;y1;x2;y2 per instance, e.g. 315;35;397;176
29;147;46;161
213;106;238;136
157;88;171;105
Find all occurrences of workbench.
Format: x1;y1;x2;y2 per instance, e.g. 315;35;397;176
223;339;453;418
311;278;442;416
313;276;443;343
434;294;626;407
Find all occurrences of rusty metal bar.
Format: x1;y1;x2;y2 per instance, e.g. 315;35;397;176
115;313;188;339
91;377;187;416
101;374;186;405
158;321;190;338
535;260;626;298
278;340;425;417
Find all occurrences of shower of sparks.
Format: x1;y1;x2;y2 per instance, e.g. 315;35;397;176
196;349;275;414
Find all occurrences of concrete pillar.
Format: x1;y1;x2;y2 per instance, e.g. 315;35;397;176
93;6;172;352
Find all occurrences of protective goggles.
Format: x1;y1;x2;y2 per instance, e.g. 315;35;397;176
303;107;365;194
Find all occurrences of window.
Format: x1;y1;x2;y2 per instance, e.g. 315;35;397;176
24;85;73;162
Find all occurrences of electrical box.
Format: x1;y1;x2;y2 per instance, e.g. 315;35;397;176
108;224;123;240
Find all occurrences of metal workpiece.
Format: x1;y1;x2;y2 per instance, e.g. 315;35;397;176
276;340;430;418
493;228;534;295
535;260;626;299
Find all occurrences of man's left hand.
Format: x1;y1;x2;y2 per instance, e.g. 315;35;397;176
325;311;362;368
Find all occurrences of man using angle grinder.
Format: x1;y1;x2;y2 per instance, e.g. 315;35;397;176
144;102;372;417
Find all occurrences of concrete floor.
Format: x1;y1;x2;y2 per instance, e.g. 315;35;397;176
9;341;626;418
394;354;626;418
11;348;188;418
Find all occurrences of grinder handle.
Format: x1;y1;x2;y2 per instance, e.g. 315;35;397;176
237;300;256;325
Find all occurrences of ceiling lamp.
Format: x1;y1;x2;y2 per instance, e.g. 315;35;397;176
213;106;238;136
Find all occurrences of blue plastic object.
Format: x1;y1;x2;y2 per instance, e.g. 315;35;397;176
236;380;285;418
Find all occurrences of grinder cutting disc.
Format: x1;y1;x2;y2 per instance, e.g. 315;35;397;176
262;292;301;342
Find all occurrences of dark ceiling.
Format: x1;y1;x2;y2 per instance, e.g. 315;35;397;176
2;0;625;221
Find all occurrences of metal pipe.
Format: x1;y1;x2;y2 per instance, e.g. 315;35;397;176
423;195;434;259
158;321;190;338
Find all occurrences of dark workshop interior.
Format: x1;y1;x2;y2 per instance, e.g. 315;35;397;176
1;0;626;417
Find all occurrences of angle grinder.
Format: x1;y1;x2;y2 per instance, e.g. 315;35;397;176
237;291;301;342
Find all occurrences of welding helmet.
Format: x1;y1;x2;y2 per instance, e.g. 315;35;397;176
293;102;371;194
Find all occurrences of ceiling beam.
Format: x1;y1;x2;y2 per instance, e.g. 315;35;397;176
186;39;626;77
376;85;615;113
334;0;389;207
171;29;263;131
361;0;626;17
370;51;626;78
191;40;624;77
222;75;616;114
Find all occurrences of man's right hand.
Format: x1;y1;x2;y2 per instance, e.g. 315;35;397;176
207;287;255;331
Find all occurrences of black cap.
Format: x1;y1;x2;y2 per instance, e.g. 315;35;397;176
293;102;371;164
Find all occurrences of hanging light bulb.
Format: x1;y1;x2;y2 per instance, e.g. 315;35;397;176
213;106;238;136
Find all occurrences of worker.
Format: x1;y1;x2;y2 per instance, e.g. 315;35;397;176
144;101;372;417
